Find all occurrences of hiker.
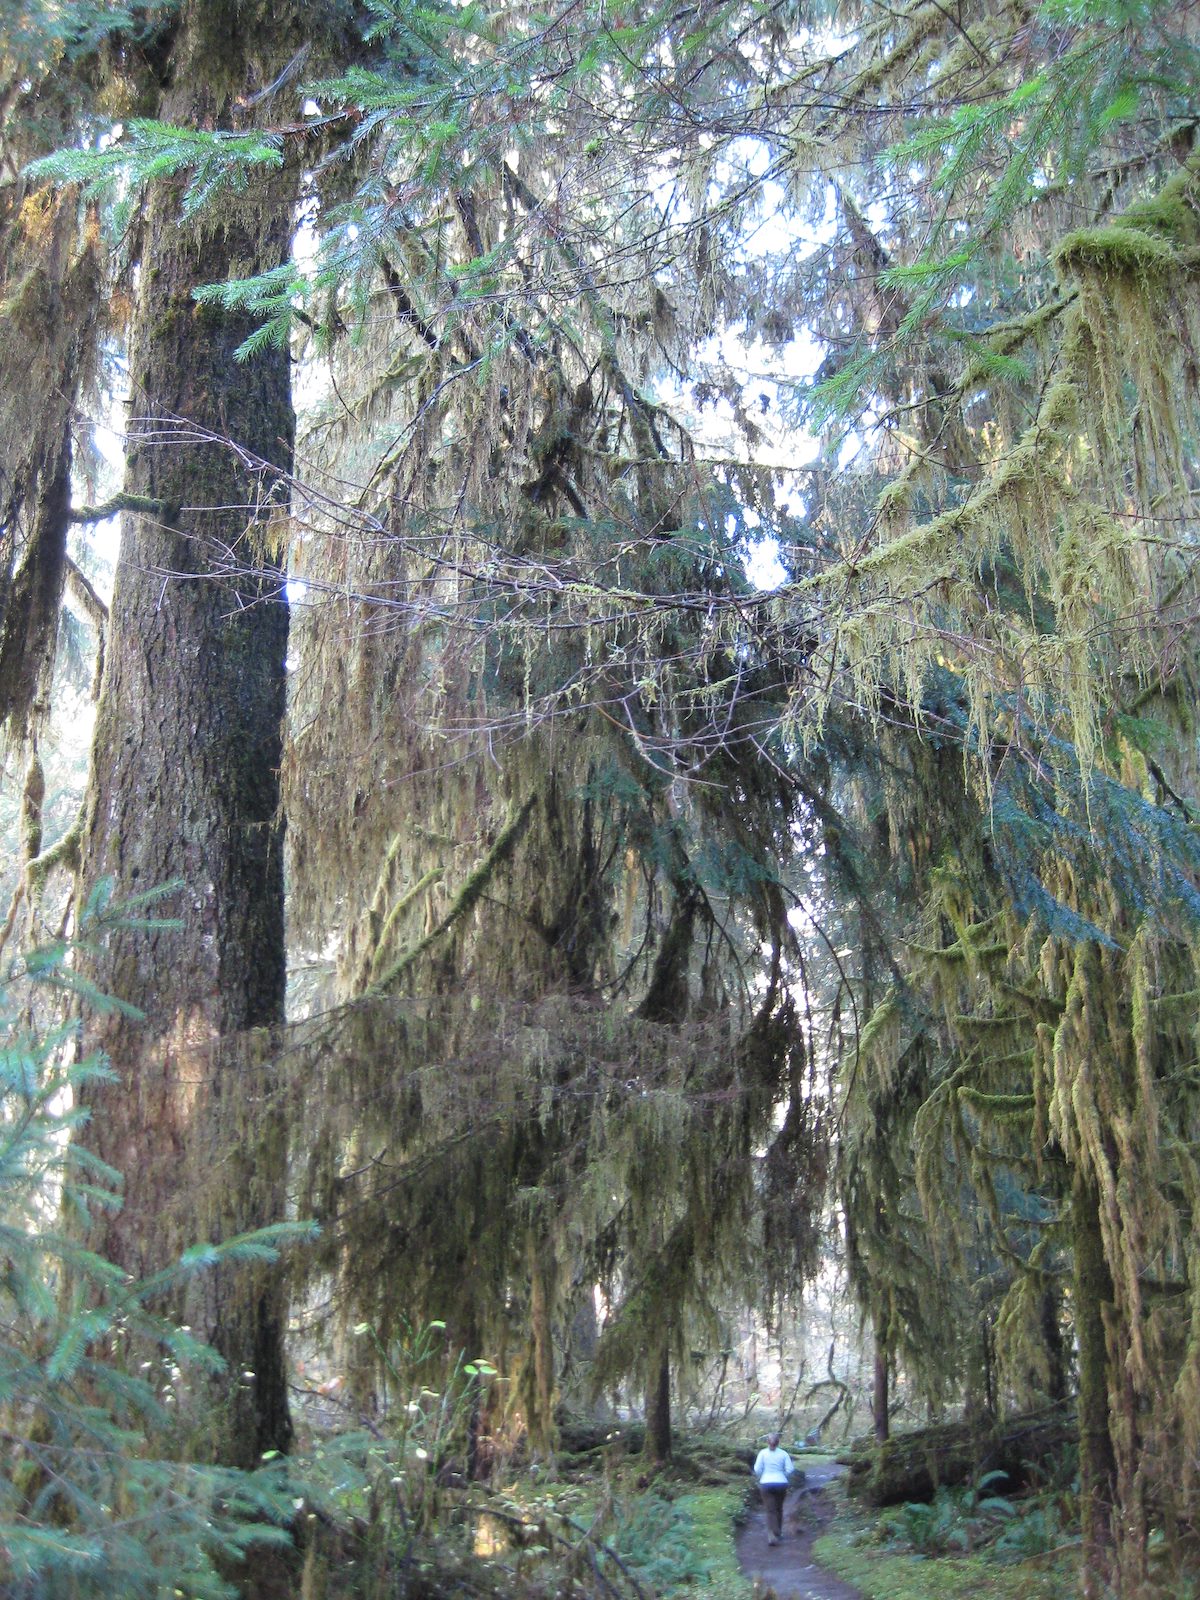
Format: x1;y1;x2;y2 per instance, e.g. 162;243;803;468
752;1430;794;1545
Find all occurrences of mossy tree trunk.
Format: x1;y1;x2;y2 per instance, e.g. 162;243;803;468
1041;1280;1068;1406
77;0;307;1470
846;1401;1077;1506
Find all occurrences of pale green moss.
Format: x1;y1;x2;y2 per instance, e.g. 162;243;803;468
1054;225;1178;278
1123;157;1200;245
673;1486;755;1599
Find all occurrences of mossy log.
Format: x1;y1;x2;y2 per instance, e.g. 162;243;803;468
555;1416;758;1482
556;1417;646;1458
845;1402;1076;1506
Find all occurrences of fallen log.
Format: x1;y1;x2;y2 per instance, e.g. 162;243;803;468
845;1401;1076;1506
556;1417;645;1457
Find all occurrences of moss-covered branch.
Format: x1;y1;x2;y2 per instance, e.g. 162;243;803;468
368;864;445;984
26;808;84;900
0;804;84;961
63;556;108;626
67;493;172;525
369;795;537;993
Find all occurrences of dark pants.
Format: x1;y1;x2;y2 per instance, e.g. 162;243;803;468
760;1483;786;1539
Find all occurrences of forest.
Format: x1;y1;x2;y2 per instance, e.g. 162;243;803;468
2;0;1199;1596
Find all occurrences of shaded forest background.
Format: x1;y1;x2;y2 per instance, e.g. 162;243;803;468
2;0;1200;1595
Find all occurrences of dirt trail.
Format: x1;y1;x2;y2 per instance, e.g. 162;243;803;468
734;1460;861;1600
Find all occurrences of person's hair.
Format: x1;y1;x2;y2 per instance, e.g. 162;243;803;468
768;1431;781;1448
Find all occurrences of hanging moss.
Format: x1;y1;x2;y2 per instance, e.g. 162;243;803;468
279;168;827;1450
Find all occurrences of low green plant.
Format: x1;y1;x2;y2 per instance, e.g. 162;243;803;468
672;1485;754;1599
606;1490;709;1593
281;1315;509;1599
1016;1442;1079;1538
886;1491;964;1555
340;1317;498;1526
992;1499;1066;1561
881;1470;1016;1556
817;1527;1075;1600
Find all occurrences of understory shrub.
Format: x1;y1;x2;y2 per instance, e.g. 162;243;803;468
0;888;311;1598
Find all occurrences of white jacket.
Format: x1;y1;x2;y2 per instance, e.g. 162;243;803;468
753;1445;793;1486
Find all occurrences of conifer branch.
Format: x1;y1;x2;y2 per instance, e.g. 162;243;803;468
379;256;452;355
368;864;445;984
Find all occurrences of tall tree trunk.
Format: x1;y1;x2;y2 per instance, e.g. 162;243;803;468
1073;1171;1117;1599
960;1305;995;1427
78;0;304;1469
526;1233;557;1450
562;1287;602;1416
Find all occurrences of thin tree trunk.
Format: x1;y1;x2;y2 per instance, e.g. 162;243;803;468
78;0;304;1470
645;1338;672;1463
872;1321;889;1444
527;1230;557;1449
1041;1278;1068;1405
1073;1172;1117;1598
0;175;101;737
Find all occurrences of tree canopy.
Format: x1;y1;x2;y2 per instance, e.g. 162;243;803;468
3;0;1200;1594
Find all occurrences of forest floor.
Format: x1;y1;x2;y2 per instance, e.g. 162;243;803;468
735;1460;861;1600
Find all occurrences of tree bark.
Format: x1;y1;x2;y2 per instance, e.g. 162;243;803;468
526;1231;557;1449
0;174;101;737
1041;1277;1068;1406
78;0;304;1470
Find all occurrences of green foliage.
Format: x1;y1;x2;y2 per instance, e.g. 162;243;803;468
669;1485;754;1600
991;1498;1067;1562
942;704;1200;943
283;1315;509;1593
807;0;1200;416
880;1473;1016;1558
291;1351;718;1598
0;0;179;77
816;1525;1073;1600
0;897;314;1598
351;1316;496;1517
26;121;284;235
192;265;304;360
872;1468;1075;1569
606;1491;710;1593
